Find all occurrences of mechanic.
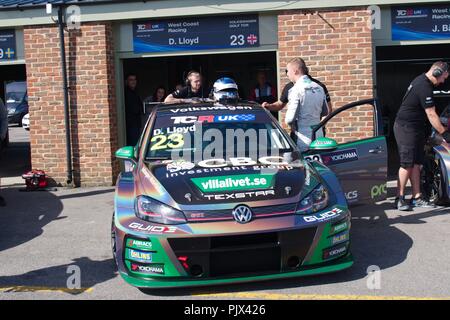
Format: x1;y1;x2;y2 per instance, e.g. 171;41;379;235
394;61;450;211
262;59;332;118
164;71;208;103
284;57;328;151
124;73;143;146
211;77;239;102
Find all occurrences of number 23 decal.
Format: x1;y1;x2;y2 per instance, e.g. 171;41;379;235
150;133;184;151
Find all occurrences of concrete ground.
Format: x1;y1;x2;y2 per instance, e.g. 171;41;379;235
1;126;450;300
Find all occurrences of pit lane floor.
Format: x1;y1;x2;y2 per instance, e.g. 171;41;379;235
1;184;450;300
1;128;450;300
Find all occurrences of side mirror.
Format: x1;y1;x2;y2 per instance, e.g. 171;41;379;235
309;137;338;151
115;146;137;165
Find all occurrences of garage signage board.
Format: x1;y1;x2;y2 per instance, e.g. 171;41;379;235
133;15;259;53
0;29;16;60
392;4;450;40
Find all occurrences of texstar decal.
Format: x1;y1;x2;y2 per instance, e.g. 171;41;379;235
128;222;178;233
171;114;256;124
203;189;275;201
153;125;196;136
320;149;358;166
169;105;253;113
303;208;344;223
129;249;152;262
130;262;165;275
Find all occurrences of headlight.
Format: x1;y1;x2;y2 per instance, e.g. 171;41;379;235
135;195;187;225
295;184;329;215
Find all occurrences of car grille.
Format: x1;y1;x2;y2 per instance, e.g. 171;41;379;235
168;227;317;278
183;203;297;222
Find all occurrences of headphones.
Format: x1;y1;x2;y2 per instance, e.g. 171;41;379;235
185;70;199;86
432;62;449;78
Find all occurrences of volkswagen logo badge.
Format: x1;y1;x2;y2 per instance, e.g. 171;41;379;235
232;205;253;224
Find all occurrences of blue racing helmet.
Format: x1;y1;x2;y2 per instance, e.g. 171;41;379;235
212;77;239;101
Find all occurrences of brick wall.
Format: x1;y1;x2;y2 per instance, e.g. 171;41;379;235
24;23;119;187
278;7;374;142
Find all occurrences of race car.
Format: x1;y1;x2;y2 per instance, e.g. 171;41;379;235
112;99;387;289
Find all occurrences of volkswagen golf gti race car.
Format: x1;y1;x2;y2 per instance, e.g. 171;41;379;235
112;99;387;289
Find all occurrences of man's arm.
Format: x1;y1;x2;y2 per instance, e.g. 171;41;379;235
164;94;184;103
425;107;447;134
285;86;301;126
262;100;286;111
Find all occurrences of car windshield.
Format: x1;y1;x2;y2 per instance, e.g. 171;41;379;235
145;105;293;161
5;91;26;104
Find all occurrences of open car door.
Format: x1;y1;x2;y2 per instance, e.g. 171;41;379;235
303;99;387;205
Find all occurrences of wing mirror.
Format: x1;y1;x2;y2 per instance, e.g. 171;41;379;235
115;146;137;166
309;137;338;151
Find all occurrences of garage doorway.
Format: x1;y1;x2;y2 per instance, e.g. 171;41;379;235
0;63;31;185
376;44;450;178
121;51;278;144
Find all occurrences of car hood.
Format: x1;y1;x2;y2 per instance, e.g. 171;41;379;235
140;160;317;207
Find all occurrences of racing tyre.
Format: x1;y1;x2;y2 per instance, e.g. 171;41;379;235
111;212;118;270
421;156;448;205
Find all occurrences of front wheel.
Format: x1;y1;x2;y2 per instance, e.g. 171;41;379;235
111;212;118;269
421;156;448;205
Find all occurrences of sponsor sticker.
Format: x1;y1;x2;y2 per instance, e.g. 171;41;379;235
191;173;275;193
129;262;165;275
128;222;178;234
345;190;358;202
166;160;196;173
169;105;253;113
165;163;294;178
323;243;348;260
320;149;359;166
171;114;256;124
126;238;153;251
331;220;349;234
153;125;196;136
203;189;275;201
303;207;344;223
331;231;349;245
128;249;153;263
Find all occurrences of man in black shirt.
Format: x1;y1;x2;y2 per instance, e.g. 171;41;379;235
124;74;143;146
394;61;449;210
165;71;208;103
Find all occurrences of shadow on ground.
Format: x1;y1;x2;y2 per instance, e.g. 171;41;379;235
0;186;64;252
0;257;117;295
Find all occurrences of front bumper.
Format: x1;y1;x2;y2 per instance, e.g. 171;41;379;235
7;113;22;124
113;205;352;289
120;253;353;289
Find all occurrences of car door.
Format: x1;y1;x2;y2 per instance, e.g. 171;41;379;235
303;99;387;205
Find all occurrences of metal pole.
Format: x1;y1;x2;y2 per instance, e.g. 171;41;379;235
58;6;73;185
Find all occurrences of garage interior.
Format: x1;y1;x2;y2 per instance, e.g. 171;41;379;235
0;63;26;104
0;63;31;182
122;50;278;118
376;43;450;178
